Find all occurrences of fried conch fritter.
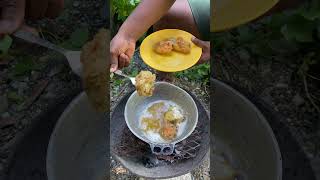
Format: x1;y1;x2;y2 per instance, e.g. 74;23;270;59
164;106;184;124
160;122;177;140
172;37;191;54
80;28;109;112
153;37;191;55
154;40;174;54
135;71;156;96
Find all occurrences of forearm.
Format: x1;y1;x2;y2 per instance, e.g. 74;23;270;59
0;0;25;33
117;0;176;41
2;0;25;20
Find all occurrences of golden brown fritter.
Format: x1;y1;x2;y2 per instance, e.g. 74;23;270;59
135;71;156;96
148;102;165;117
154;40;174;54
80;28;109;112
142;117;161;132
164;106;184;124
160;122;177;140
172;37;191;54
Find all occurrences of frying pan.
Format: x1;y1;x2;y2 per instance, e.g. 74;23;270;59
46;92;107;180
124;82;198;155
212;78;282;179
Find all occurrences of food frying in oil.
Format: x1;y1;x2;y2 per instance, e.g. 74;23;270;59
142;117;160;132
164;106;184;124
160;122;177;140
140;101;185;141
148;102;165;117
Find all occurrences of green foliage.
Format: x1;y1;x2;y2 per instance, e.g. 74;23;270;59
13;57;36;76
60;28;89;50
175;63;210;85
112;0;140;21
0;35;13;54
213;0;320;73
112;78;125;87
110;72;125;87
129;68;139;77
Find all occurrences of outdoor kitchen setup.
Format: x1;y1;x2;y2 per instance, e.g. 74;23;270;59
110;85;210;179
1;78;316;180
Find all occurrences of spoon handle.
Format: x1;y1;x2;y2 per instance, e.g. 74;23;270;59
13;30;67;55
114;70;131;79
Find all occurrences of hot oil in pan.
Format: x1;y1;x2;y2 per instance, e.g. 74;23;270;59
139;100;187;143
213;137;247;180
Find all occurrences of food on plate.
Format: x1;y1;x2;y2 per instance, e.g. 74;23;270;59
135;71;156;96
140;101;185;141
80;28;109;112
172;37;191;54
153;37;191;55
154;40;174;54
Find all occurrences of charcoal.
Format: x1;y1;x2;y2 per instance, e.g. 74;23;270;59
142;155;159;168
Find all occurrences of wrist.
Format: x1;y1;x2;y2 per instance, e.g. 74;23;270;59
117;26;138;43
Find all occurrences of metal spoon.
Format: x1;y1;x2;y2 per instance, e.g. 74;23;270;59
13;29;82;76
114;70;136;85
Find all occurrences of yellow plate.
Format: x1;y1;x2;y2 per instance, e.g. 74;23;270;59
140;29;202;72
211;0;279;32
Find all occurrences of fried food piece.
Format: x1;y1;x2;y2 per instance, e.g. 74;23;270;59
135;71;156;96
172;37;191;54
164;106;184;124
142;117;161;132
80;28;109;112
148;102;165;117
154;40;174;54
160;122;177;140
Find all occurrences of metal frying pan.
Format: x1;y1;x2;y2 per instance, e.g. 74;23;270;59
124;82;198;155
46;92;107;180
212;79;282;180
211;0;279;32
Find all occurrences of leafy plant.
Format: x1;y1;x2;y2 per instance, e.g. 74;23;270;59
213;0;320;69
112;0;140;22
0;35;13;55
13;57;36;76
175;63;210;85
60;28;89;50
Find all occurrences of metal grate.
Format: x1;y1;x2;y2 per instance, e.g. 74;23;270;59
115;119;205;168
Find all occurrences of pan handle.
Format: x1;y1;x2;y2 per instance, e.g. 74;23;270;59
150;143;175;155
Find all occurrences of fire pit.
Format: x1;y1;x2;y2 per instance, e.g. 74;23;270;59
110;89;210;179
